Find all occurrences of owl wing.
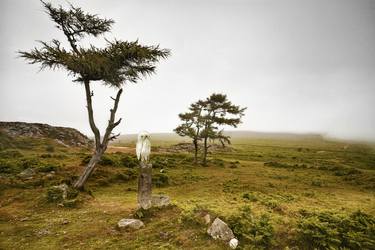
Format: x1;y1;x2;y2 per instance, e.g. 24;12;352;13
136;140;142;160
142;139;151;161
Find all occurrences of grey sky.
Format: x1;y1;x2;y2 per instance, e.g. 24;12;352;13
1;0;375;141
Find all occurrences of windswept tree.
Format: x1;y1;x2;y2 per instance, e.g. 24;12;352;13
175;94;246;165
174;100;205;164
200;93;246;165
19;1;170;190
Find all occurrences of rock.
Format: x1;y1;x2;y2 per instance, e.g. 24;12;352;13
20;217;29;222
151;195;170;207
18;168;35;179
117;219;144;230
229;238;239;249
207;218;235;242
61;219;69;225
45;173;54;179
35;228;51;237
204;213;211;225
159;231;171;240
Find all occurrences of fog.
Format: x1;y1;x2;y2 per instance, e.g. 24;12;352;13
1;0;375;141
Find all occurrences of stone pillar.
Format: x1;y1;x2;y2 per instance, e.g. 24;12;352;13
137;162;152;209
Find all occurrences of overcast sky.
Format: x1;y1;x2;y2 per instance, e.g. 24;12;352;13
1;0;375;141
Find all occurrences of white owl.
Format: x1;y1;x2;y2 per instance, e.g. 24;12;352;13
136;131;151;163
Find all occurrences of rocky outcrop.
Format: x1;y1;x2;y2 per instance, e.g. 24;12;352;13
0;121;92;147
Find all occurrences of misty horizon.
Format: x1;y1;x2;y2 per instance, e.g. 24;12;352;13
1;0;375;142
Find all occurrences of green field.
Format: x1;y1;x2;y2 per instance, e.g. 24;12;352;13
0;133;375;249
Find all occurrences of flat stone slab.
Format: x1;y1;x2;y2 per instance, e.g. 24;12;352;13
207;217;235;242
117;219;144;230
151;195;170;207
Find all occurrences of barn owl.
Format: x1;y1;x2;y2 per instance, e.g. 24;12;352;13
136;131;151;163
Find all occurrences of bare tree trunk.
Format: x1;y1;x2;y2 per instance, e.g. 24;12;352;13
73;149;103;190
193;139;198;164
73;80;123;190
203;137;208;166
138;162;152;209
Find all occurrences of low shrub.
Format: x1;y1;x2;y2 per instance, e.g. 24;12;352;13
242;192;258;202
19;157;42;169
261;198;281;210
0;149;23;159
311;179;324;187
228;206;274;249
211;158;225;167
37;164;59;173
120;155;138;168
81;155;91;165
179;204;217;227
264;161;306;169
99;155;117;166
0;159;17;174
152;173;169;187
112;172;131;181
46;184;78;203
297;210;375;250
45;145;55;152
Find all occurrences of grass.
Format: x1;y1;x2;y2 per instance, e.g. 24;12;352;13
0;135;374;249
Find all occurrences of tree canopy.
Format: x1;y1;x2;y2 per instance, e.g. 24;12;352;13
19;1;170;87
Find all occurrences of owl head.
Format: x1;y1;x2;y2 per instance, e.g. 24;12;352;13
137;131;150;142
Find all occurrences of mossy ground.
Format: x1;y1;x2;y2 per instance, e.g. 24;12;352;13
0;136;374;249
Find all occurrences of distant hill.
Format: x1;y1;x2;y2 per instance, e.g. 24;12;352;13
113;131;326;146
0;121;92;150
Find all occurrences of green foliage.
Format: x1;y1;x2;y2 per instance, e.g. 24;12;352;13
179;205;214;227
37;164;59;173
0;149;23;159
46;185;78;203
242;192;258;202
99;155;117;166
19;157;42;169
297;210;375;250
45;145;55;152
311;179;325;187
222;178;241;193
152;173;169;187
0;159;17;174
120;155;138;168
46;186;65;202
264;161;307;169
229;206;274;249
19;2;170;87
210;158;225;167
151;154;192;168
260;198;281;210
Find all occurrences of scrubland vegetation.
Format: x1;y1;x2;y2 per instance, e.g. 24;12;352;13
1;133;374;249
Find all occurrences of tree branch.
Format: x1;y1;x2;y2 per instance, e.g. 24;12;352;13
84;80;101;149
101;88;123;147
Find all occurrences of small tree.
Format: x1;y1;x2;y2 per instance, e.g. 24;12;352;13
175;94;246;165
19;1;170;190
200;93;246;165
174;100;205;164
